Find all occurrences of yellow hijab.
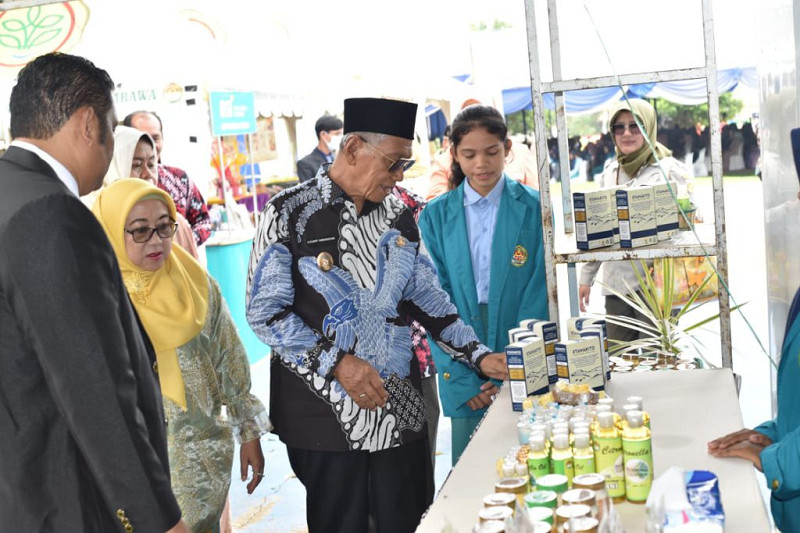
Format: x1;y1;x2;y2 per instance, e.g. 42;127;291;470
92;179;208;410
610;98;672;177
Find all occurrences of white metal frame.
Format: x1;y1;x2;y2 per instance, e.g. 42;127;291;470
524;0;733;367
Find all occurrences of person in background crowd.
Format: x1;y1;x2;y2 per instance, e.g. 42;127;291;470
578;98;691;343
297;114;344;182
82;125;198;258
419;104;548;465
93;179;270;532
124;110;212;246
246;97;508;533
708;283;800;532
0;52;188;533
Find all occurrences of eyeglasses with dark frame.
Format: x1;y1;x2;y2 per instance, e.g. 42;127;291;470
358;136;416;173
125;220;178;243
610;121;642;136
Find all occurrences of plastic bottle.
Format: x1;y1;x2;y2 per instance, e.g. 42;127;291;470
598;398;622;428
617;403;638;431
551;433;575;487
572;432;596;476
593;411;625;502
527;433;551;486
622;410;653;503
626;395;651;429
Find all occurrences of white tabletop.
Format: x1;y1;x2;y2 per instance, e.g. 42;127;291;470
417;368;771;532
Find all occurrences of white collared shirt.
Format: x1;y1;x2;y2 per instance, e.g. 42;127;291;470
10;140;79;197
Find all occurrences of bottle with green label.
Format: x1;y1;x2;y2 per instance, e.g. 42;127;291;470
593;411;625;502
572;431;596;475
551;433;574;486
527;433;551;486
622;409;653;503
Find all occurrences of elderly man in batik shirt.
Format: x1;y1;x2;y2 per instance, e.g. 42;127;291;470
246;98;507;533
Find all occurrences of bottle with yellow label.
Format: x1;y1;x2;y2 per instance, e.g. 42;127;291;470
572;431;596;476
551;433;574;487
622;410;653;503
593;411;625;502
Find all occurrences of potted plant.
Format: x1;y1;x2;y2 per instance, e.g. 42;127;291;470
596;257;745;369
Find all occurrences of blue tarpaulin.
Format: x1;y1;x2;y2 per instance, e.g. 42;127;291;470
426;103;448;141
499;67;758;115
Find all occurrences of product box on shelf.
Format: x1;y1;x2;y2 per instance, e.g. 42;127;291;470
573;188;617;250
653;182;680;241
616;186;658;248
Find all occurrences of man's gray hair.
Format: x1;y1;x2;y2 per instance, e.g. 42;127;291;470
343;132;387;150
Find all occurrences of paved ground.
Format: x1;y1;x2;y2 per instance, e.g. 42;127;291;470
226;177;774;531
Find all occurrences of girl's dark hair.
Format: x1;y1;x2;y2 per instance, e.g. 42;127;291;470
448;104;508;189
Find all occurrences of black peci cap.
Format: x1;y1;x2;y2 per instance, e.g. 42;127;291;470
343;97;417;140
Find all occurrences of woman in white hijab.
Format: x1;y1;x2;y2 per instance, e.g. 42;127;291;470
83;125;198;257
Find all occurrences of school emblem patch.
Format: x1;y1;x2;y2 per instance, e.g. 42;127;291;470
511;245;528;267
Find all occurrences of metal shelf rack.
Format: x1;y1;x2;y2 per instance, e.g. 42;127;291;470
523;0;733;367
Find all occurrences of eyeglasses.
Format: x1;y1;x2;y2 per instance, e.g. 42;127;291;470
359;137;416;173
610;121;642;136
125;221;178;243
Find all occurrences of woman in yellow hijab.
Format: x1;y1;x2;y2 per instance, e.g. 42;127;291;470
93;179;270;533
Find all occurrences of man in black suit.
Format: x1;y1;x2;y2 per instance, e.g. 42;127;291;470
0;53;189;532
296;114;343;182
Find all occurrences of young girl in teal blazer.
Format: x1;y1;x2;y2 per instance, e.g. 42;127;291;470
419;105;548;465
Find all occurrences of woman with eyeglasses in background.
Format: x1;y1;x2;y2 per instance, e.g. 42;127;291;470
92;179;270;532
578;98;692;343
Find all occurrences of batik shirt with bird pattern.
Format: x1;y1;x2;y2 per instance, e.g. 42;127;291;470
246;169;491;452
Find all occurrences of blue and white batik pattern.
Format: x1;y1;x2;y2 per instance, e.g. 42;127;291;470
246;173;490;451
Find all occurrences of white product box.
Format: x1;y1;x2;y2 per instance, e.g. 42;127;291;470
616;186;658;248
653;182;680;240
520;318;559;384
574;188;617;250
554;337;606;391
505;337;550;411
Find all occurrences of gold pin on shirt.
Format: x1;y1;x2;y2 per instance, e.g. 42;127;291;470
396;236;407;247
316;252;334;271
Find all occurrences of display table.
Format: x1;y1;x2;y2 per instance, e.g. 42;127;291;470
206;231;270;364
418;368;771;532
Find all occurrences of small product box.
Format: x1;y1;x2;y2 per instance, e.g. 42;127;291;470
566;317;593;340
616;186;658;248
507;326;529;345
573;188;617;250
505;338;550;411
653;182;680;240
579;327;608;388
520;318;559;384
567;317;611;381
554;337;606;391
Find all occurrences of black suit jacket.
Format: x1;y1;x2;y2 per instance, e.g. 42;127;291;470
296;148;328;182
0;147;181;532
